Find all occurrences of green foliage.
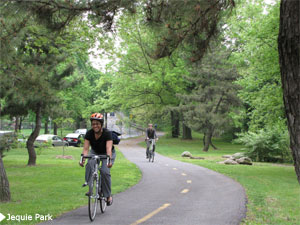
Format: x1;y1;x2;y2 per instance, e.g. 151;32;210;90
144;0;235;61
0;132;16;156
100;11;189;124
226;0;283;131
235;125;292;163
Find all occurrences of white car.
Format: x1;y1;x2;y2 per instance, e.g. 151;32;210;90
74;129;87;135
35;134;68;147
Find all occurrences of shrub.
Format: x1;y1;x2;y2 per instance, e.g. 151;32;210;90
234;126;292;163
0;132;17;157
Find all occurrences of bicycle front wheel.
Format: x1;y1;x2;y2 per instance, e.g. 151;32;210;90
99;192;107;213
152;151;155;162
88;177;98;221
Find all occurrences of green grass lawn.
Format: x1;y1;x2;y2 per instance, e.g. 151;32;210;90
1;146;141;225
153;133;300;225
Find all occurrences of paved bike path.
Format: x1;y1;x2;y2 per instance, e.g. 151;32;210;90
41;136;247;225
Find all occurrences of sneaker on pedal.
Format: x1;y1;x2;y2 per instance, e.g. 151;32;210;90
107;197;113;206
82;182;88;187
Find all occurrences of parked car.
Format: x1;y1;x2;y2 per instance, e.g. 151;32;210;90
34;134;68;147
74;129;87;136
63;133;84;147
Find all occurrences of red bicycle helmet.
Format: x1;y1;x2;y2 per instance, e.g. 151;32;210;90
90;113;104;121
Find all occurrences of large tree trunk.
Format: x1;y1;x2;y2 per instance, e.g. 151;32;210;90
278;0;300;184
19;116;23;131
182;122;192;140
14;116;19;132
203;126;215;151
171;111;180;138
0;155;10;202
203;132;210;152
26;104;42;166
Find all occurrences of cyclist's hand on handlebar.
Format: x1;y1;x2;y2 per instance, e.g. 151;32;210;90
79;158;85;167
107;157;113;168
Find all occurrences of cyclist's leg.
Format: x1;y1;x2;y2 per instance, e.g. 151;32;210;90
85;158;97;196
99;151;116;198
146;140;150;157
85;158;97;185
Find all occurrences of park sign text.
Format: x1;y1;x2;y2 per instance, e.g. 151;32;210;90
0;212;53;222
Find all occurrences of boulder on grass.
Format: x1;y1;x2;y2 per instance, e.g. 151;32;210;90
224;158;238;165
232;152;245;160
181;151;192;157
236;157;253;165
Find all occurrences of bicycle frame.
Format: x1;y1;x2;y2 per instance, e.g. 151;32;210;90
149;139;156;151
148;139;156;162
80;154;111;221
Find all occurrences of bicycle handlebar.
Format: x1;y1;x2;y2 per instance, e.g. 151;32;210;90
80;154;111;165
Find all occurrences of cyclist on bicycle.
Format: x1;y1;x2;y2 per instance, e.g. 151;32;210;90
145;123;158;158
79;113;116;206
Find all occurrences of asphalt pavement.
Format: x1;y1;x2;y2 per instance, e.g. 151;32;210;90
40;136;247;225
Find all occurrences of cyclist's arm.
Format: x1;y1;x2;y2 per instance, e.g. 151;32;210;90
79;139;90;167
106;140;113;158
83;139;90;155
106;140;113;168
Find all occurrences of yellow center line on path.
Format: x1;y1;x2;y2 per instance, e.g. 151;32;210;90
173;168;178;170
130;203;171;225
187;180;192;184
181;189;189;194
181;173;187;176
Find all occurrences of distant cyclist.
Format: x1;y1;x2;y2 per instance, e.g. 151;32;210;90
80;113;116;206
145;123;158;158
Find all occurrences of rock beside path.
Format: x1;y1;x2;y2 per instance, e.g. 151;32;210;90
181;151;193;157
181;151;204;160
219;153;252;165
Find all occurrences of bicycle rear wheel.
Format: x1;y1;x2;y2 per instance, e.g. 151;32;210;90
88;177;98;221
99;192;107;213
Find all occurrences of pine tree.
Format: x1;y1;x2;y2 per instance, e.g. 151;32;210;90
177;47;241;151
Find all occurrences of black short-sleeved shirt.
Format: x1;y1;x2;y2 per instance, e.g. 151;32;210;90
146;128;157;139
85;128;112;155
